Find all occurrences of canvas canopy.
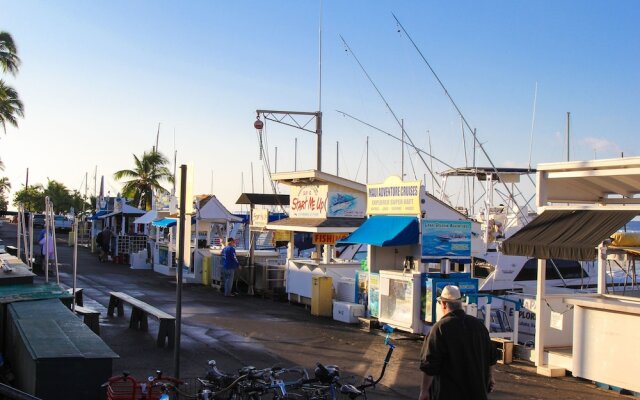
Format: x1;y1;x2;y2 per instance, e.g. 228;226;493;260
501;209;638;260
133;210;157;225
196;195;242;223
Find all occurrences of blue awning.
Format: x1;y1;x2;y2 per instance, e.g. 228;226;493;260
152;218;177;228
88;210;109;221
338;216;419;247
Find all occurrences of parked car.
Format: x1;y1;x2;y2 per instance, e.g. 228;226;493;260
54;215;73;232
32;214;46;228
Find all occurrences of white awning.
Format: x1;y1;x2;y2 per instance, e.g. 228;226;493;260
133;210;158;225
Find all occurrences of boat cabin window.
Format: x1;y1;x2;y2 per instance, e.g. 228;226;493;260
514;259;588;281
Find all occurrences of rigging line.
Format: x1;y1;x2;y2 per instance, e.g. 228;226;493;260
336;110;455;170
259;122;288;215
339;35;442;190
528;82;538;170
408;148;418;181
393;13;526;221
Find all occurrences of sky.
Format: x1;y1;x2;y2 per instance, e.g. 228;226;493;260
1;1;638;213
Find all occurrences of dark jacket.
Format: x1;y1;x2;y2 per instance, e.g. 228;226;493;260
420;309;497;400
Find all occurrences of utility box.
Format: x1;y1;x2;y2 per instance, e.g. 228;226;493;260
311;276;333;317
333;301;365;323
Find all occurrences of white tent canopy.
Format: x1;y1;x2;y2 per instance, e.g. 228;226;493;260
133;210;158;225
196;195;242;223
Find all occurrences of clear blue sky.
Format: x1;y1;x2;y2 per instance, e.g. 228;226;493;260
1;1;638;211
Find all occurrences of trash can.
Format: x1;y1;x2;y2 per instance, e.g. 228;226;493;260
202;255;212;285
311;276;333;317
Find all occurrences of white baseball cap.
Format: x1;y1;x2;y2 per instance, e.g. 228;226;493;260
437;285;462;303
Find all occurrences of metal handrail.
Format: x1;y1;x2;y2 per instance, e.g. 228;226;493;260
0;383;42;400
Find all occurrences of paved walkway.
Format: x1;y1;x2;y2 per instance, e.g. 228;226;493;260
0;223;628;399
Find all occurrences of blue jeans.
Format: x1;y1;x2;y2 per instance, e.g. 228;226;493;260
223;269;235;296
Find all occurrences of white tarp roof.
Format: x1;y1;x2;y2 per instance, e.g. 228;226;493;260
196;195;242;223
133;210;158;225
101;203;146;218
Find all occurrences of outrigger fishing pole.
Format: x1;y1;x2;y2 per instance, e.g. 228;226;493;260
392;13;529;222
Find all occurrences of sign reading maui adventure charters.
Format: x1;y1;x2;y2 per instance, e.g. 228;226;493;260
251;209;269;227
366;176;422;215
290;185;328;218
421;219;472;259
312;232;350;245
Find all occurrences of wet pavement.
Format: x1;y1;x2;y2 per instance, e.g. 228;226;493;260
0;223;629;399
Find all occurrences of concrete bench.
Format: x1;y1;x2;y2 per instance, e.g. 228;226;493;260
107;291;175;348
74;305;100;335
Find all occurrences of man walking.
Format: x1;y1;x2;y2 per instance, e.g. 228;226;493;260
419;285;497;400
221;237;239;296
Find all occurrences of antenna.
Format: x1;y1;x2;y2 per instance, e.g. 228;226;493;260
527;82;538;170
318;0;323;113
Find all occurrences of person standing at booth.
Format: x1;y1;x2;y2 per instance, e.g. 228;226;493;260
418;285;497;400
221;238;239;297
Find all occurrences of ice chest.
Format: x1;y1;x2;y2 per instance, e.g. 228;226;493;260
333;301;365;323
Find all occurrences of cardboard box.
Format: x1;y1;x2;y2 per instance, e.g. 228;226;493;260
332;301;364;323
492;338;514;364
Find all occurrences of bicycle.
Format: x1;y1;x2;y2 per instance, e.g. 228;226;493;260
339;325;396;399
102;370;184;400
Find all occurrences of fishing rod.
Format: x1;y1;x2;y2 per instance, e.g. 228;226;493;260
392;13;529;222
339;35;443;193
336;110;455;171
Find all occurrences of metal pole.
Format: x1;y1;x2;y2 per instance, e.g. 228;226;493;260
174;165;187;379
294;138;298;171
316;111;322;171
275;146;278;173
401;119;404;179
336;141;339;176
566;112;570;162
251;162;255;192
366;136;369;183
72;217;78;311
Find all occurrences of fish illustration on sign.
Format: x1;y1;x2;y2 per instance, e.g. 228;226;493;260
328;193;357;216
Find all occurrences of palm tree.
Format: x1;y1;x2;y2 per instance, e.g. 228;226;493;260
0;176;10;193
114;150;174;210
0;80;24;134
0;31;21;75
0;32;23;134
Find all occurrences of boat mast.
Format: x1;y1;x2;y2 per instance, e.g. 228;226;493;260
566;111;570;161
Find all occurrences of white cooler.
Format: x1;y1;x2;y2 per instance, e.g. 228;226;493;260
332;301;365;324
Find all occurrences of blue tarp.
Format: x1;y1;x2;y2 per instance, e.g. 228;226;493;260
152;218;177;228
338;215;419;247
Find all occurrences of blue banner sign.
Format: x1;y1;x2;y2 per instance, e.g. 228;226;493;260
421;220;472;259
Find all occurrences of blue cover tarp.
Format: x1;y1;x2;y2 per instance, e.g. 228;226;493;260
152;218;177;228
338;215;419;247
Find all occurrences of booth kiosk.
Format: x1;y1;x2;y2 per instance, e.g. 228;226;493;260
264;170;366;305
502;157;640;391
339;176;479;334
95;197;146;264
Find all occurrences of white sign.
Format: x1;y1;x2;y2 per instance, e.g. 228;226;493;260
252;209;269;227
550;311;564;331
290;185;328;218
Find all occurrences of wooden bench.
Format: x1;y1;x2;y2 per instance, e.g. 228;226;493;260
107;291;175;348
73;305;100;335
65;287;83;306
